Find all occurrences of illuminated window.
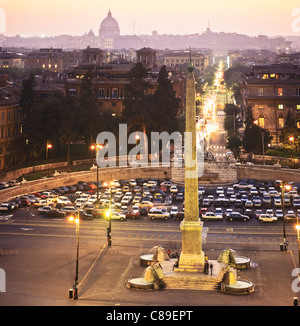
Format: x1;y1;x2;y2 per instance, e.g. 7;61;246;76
42;64;45;69
278;104;284;110
297;105;300;110
270;74;276;78
258;88;264;96
297;120;300;129
278;117;285;128
278;88;283;96
258;115;265;128
263;74;269;79
258;105;264;110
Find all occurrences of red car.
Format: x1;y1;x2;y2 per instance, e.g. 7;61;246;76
124;210;139;219
199;207;208;217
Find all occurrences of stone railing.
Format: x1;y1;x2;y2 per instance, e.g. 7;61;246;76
0;166;171;203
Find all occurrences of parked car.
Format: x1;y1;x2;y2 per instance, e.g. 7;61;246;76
202;211;223;221
45;209;66;218
275;209;284;220
258;214;277;223
170;206;178;217
109;211;126;221
124;210;139;219
8;180;20;187
174;211;184;221
0;203;14;212
148;208;169;220
284;213;298;223
38;206;53;214
78;210;93;220
227;212;249;222
60;206;77;215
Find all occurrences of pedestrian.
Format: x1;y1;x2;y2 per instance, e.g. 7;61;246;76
204;255;209;274
209;262;213;276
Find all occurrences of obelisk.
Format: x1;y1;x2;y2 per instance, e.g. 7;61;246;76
178;60;205;272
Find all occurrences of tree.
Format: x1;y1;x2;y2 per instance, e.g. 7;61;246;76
59;96;79;169
224;104;240;133
20;73;37;115
151;65;180;133
226;133;242;159
122;62;151;133
242;106;273;157
77;69;100;150
280;109;300;153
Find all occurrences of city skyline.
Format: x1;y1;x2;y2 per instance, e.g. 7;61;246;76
2;0;300;38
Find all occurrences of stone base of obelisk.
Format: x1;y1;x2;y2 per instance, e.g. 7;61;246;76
176;219;205;272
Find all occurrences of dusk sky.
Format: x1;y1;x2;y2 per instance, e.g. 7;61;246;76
2;0;300;37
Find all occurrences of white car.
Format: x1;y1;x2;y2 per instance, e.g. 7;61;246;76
202;212;222;221
132;205;140;214
214;208;223;219
147;180;157;188
170;185;178;193
0;203;13;212
259;214;277;223
129;179;137;187
110;211;126;221
170;206;178;217
34;199;49;207
8;180;20;187
274;199;282;207
57;196;72;205
121;196;131;205
38;206;52;214
60;206;77;214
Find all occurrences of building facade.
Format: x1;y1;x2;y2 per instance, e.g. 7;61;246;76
241;63;300;144
0;86;24;172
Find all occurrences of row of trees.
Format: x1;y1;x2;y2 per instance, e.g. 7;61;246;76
19;64;180;167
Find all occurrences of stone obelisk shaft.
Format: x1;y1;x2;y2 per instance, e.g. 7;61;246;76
184;67;199;221
178;65;205;272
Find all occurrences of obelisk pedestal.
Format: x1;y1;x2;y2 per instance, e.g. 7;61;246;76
177;61;205;272
177;219;205;272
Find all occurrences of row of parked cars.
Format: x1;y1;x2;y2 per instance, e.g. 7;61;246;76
1;178;300;223
198;179;300;223
0;179;184;221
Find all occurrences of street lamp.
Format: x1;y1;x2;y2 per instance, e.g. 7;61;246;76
46;140;52;171
103;181;113;246
281;181;292;251
90;143;103;202
296;223;300;269
69;213;80;300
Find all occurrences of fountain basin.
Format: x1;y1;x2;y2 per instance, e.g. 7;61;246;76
220;279;254;295
232;256;251;270
126;277;154;290
139;254;155;267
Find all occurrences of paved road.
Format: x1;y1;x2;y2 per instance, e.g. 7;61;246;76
0;208;300;308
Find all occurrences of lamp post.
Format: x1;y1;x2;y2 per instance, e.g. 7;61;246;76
90;143;103;202
281;181;292;251
296;223;300;269
104;181;113;246
46;140;52;171
69;213;80;300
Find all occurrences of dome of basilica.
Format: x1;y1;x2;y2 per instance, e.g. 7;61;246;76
99;10;120;38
